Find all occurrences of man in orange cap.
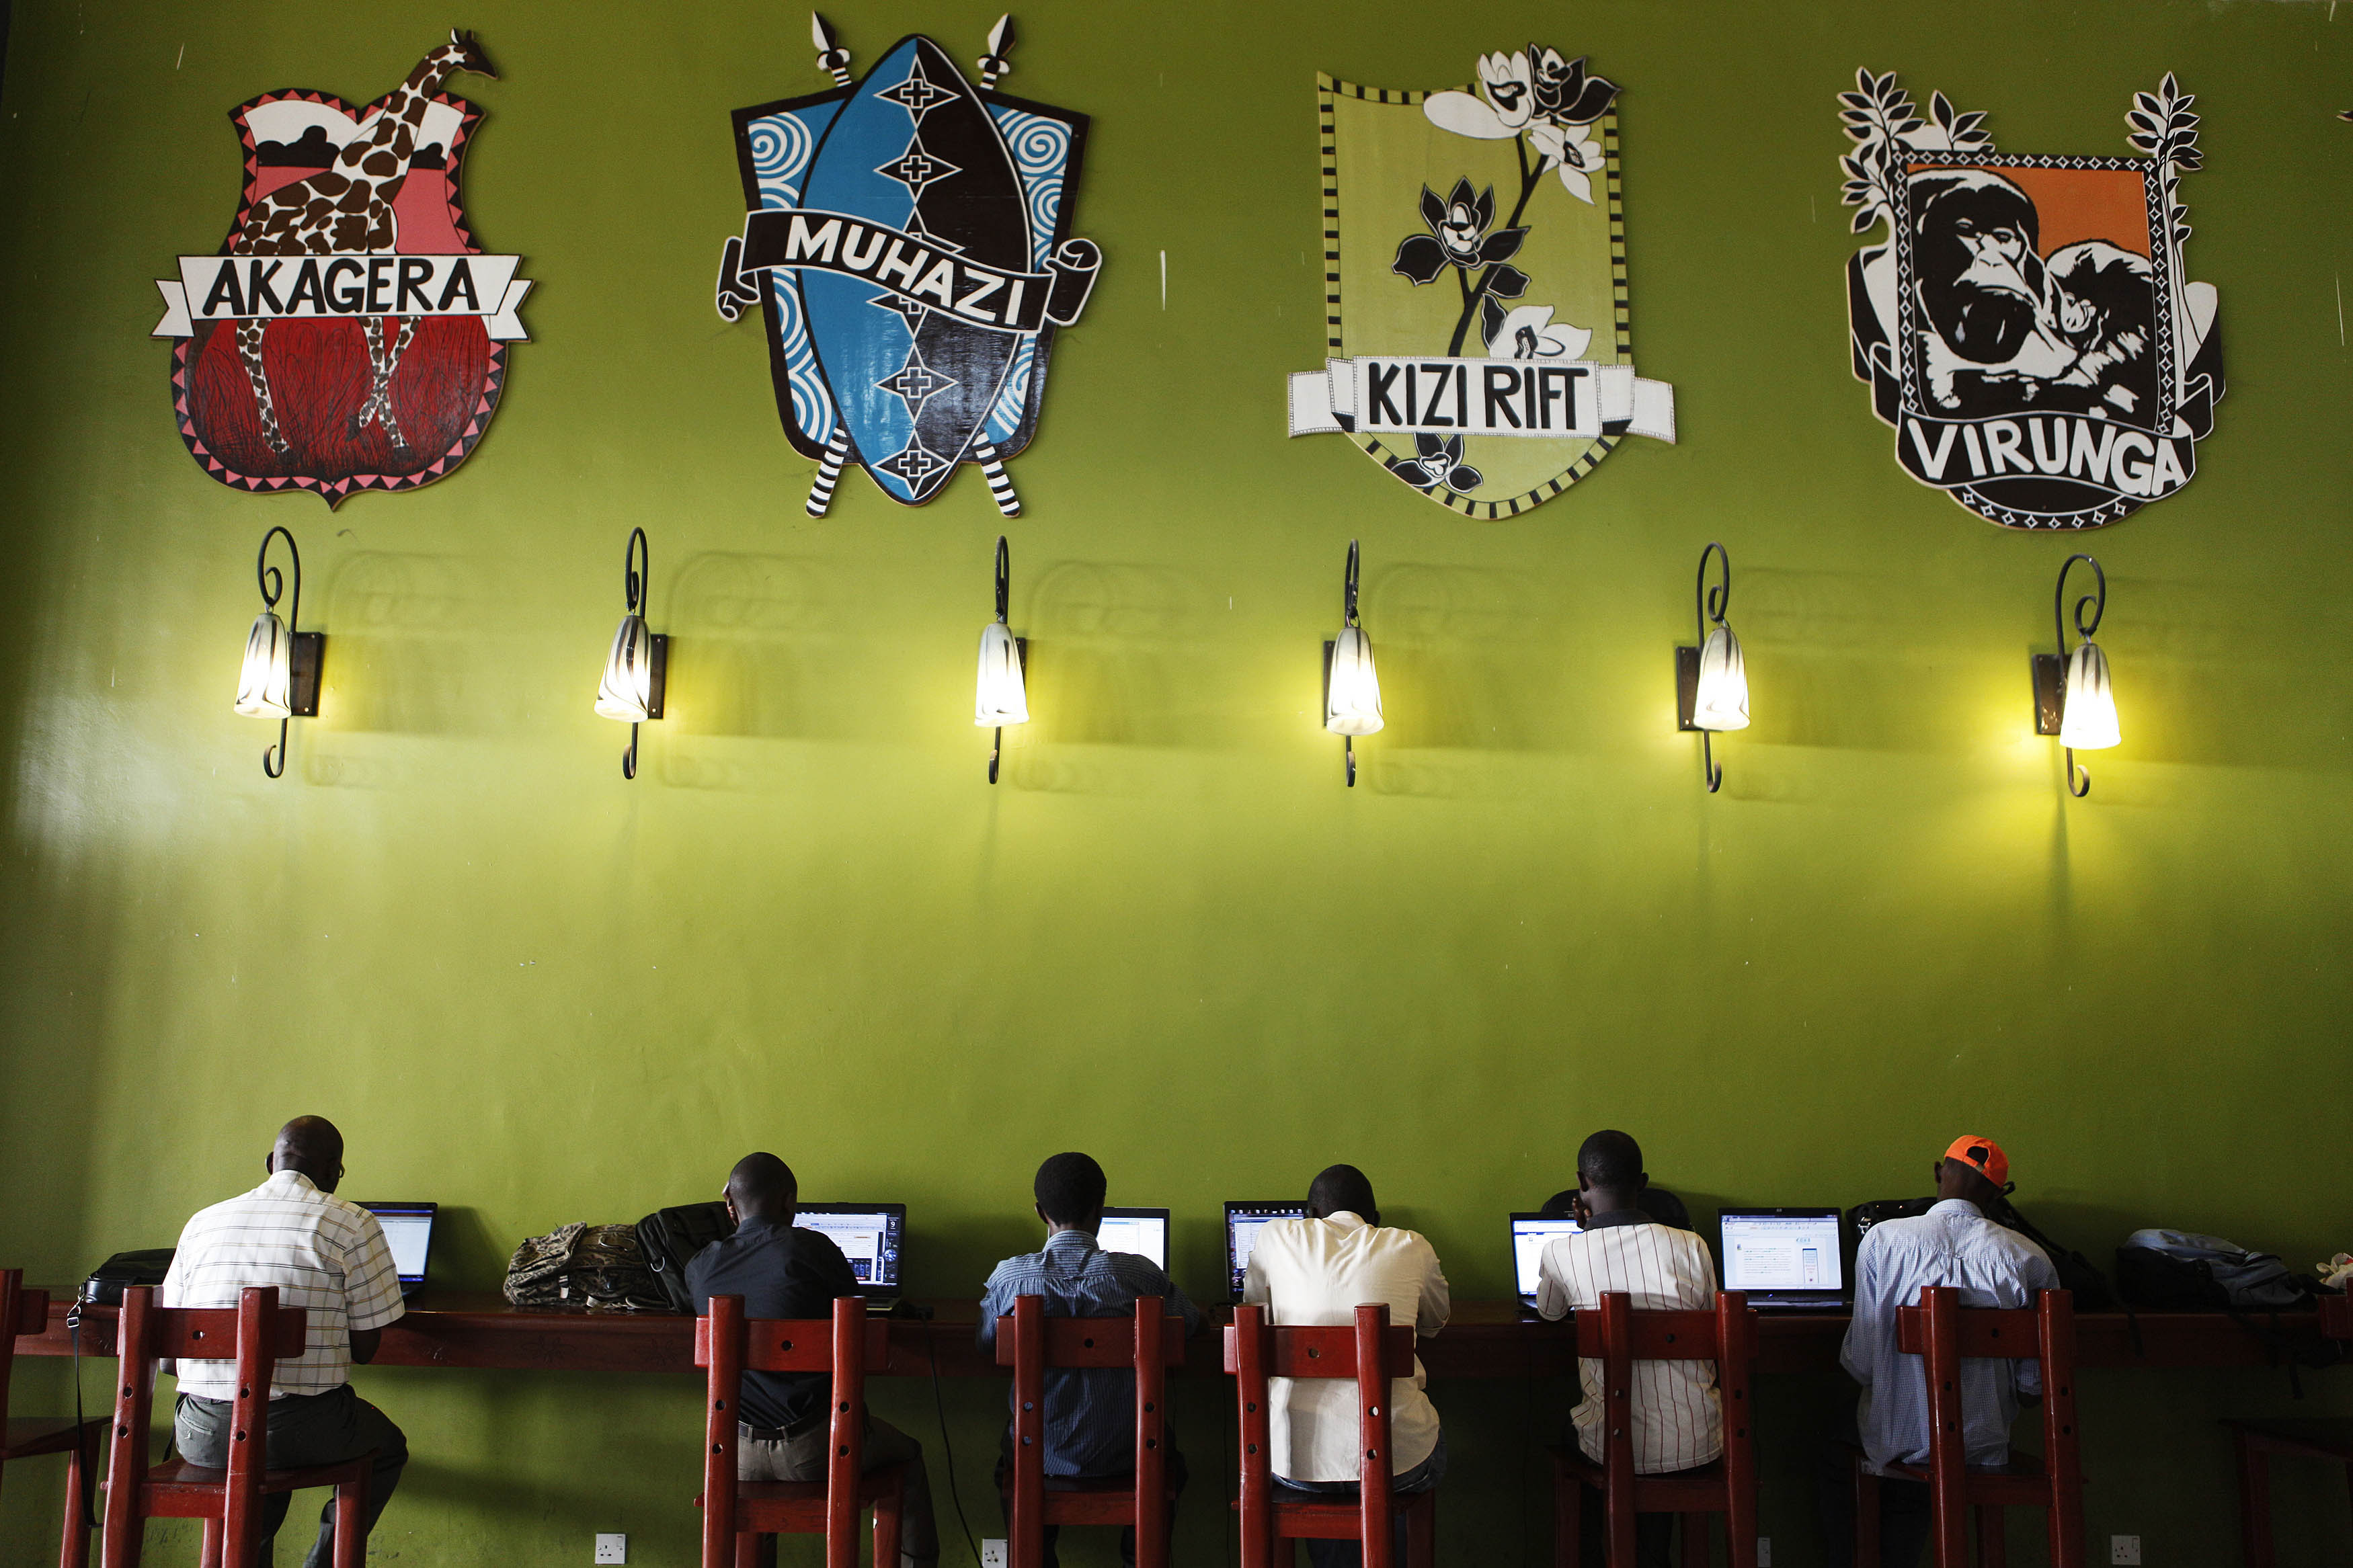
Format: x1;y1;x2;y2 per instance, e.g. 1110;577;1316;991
1817;1136;2059;1568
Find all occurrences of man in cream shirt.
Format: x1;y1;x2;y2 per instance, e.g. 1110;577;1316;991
1242;1164;1449;1568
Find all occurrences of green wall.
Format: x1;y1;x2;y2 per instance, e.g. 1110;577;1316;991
1;1;2348;1563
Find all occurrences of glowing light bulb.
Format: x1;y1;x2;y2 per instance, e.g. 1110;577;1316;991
2059;639;2118;750
596;613;655;723
1691;624;1749;733
975;620;1029;727
1325;625;1384;736
233;612;292;719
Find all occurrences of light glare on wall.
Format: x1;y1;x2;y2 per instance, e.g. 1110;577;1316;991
976;534;1028;784
233;525;323;780
1675;541;1746;792
1322;540;1382;788
596;527;668;780
2030;552;2116;798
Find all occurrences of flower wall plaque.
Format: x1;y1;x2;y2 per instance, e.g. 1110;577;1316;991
1286;47;1676;518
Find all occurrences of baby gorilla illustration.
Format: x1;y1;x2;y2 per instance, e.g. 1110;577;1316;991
2036;241;2159;419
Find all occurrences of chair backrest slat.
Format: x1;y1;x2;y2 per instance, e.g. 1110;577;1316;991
0;1271;31;1460
1227;1305;1276;1568
1134;1301;1170;1568
824;1296;864;1568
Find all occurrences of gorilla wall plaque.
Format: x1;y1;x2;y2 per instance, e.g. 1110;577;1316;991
1839;71;2221;530
714;15;1101;519
1285;46;1676;518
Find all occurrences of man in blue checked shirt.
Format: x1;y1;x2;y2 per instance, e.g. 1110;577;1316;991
979;1153;1201;1568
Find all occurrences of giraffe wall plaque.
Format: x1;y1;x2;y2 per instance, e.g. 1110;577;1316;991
713;15;1101;518
151;31;533;507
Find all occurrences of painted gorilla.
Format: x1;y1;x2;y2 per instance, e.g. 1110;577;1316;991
1911;170;2045;364
1907;169;2157;420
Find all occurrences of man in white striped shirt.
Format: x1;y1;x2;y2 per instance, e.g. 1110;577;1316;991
161;1117;409;1567
1535;1130;1722;1568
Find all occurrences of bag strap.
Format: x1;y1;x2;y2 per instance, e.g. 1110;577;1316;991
67;1292;97;1532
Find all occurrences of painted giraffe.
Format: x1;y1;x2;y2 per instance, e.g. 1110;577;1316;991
227;30;497;458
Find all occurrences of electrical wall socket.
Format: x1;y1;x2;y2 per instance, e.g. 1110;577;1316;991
982;1540;1008;1568
2110;1536;2141;1566
594;1534;627;1565
1757;1539;1772;1567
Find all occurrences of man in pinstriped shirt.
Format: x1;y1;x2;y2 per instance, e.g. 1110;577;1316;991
1535;1130;1722;1568
161;1117;409;1568
979;1153;1200;1568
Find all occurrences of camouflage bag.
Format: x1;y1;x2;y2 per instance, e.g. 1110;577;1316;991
502;1221;667;1311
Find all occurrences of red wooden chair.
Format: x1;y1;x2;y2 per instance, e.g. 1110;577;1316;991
1852;1286;2084;1568
694;1294;906;1568
2;1269;104;1567
2224;1292;2353;1568
994;1295;1185;1568
1548;1290;1759;1568
99;1284;373;1568
1225;1303;1435;1568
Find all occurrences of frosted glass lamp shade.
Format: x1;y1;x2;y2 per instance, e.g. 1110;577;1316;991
2059;639;2119;750
975;620;1029;727
596;613;655;723
1691;625;1750;732
1325;626;1384;736
234;611;293;718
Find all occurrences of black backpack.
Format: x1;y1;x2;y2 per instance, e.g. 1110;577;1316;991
633;1201;735;1313
79;1249;177;1307
1844;1196;2115;1311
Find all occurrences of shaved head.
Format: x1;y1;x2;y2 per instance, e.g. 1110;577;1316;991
726;1153;799;1223
268;1116;345;1190
1306;1163;1378;1226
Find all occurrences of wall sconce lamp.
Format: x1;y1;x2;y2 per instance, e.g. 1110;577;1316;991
594;527;668;780
233;526;324;779
1675;541;1748;793
2031;552;2118;798
975;534;1029;783
1322;538;1383;788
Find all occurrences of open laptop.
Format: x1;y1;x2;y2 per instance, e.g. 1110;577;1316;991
794;1203;907;1311
1096;1206;1170;1271
1224;1200;1306;1301
1718;1206;1848;1311
1509;1211;1583;1308
358;1202;438;1298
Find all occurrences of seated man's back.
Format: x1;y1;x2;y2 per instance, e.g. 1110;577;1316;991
979;1153;1201;1479
1842;1137;2061;1476
1536;1132;1722;1479
1243;1167;1449;1487
160;1117;410;1568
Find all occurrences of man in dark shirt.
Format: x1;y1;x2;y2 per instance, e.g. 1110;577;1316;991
688;1153;939;1568
978;1153;1199;1568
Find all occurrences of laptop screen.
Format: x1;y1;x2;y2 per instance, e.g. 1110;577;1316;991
1096;1208;1170;1271
795;1204;906;1290
1510;1212;1582;1299
1224;1201;1306;1298
358;1202;436;1289
1719;1208;1845;1294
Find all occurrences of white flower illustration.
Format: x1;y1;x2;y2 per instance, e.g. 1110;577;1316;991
1486;304;1591;362
1528;122;1605;203
1424;52;1533;139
